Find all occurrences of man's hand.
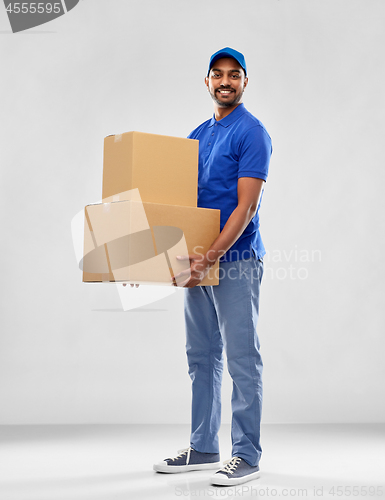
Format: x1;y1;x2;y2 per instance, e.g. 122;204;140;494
171;253;213;288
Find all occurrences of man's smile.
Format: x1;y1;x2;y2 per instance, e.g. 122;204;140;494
216;89;235;96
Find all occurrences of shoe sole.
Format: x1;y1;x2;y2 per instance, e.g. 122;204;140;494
210;469;261;486
154;462;222;474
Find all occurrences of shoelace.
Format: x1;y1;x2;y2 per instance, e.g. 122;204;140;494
171;447;192;465
219;456;242;475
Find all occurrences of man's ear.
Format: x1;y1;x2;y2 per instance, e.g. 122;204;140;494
244;77;249;89
205;76;209;89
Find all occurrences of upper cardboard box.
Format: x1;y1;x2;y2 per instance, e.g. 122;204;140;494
102;131;199;207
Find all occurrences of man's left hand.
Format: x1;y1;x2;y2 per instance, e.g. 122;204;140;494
171;253;213;288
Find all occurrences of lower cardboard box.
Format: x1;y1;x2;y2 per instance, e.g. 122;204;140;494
81;200;220;286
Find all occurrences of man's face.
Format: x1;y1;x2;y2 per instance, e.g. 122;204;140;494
205;58;248;108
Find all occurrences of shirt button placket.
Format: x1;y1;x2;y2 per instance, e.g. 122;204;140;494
208;124;217;149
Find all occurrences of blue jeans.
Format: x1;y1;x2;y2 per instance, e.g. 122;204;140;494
184;257;264;467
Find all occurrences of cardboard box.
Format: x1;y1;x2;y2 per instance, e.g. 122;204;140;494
102;131;199;207
82;200;220;286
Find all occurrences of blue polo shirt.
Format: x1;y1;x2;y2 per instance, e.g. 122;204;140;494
188;103;272;262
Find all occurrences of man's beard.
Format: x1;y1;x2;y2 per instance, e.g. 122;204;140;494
209;87;244;108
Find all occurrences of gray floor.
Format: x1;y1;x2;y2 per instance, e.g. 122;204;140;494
0;424;384;500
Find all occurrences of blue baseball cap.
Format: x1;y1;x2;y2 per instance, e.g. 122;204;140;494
207;47;247;77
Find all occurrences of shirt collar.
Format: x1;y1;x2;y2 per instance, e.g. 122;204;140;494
208;103;247;128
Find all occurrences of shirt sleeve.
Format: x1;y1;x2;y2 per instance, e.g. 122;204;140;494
237;125;272;181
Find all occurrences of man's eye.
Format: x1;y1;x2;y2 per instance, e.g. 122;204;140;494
212;74;221;78
232;74;240;78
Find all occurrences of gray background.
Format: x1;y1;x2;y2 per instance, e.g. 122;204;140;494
0;0;384;425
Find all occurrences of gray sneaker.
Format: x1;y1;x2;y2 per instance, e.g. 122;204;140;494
210;457;260;486
153;446;221;473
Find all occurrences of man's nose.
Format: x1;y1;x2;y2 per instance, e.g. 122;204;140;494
220;75;231;86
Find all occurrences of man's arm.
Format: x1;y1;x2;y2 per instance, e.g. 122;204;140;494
173;177;265;288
